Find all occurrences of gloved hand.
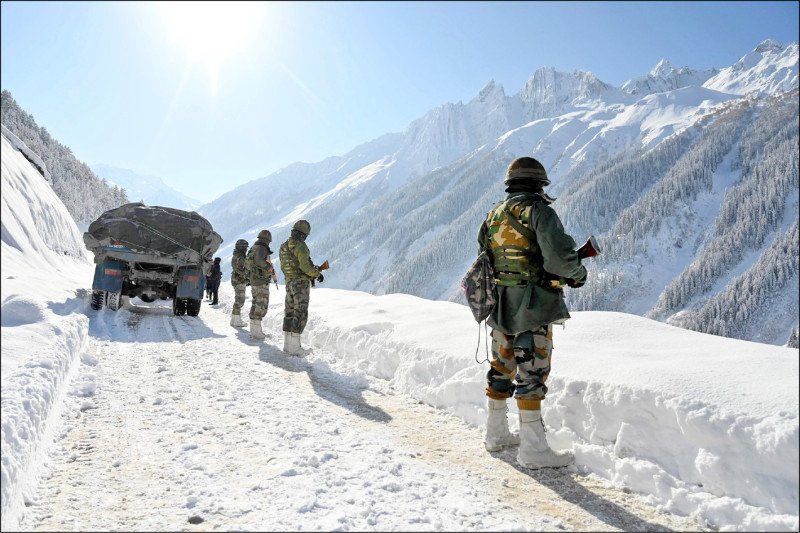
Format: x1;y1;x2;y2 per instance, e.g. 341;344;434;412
567;277;585;288
317;273;324;283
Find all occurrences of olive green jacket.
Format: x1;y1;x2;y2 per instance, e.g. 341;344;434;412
249;239;276;286
478;192;586;334
279;238;320;281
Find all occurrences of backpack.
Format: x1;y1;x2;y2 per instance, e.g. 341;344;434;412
460;250;497;323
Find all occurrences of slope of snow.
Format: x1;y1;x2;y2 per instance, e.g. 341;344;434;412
704;40;799;95
1;133;94;530
256;288;799;530
91;164;201;211
257;287;800;527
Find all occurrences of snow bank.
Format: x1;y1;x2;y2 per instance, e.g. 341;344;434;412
253;287;798;531
1;133;93;530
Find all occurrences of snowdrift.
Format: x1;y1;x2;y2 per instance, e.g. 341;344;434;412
246;286;798;530
1;132;93;530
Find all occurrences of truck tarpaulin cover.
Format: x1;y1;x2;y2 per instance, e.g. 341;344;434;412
83;203;223;267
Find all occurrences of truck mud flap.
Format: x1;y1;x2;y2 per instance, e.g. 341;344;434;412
92;259;125;292
176;267;205;300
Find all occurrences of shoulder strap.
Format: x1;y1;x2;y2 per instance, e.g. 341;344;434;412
502;205;536;242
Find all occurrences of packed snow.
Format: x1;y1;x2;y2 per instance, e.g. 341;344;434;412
2;41;799;532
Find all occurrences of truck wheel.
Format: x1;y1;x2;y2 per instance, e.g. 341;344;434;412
186;298;201;317
172;298;187;316
106;291;122;311
91;291;105;310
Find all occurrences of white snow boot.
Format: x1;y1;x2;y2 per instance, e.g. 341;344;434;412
249;319;265;340
484;398;520;452
230;311;245;328
283;331;292;353
288;332;309;356
517;410;573;469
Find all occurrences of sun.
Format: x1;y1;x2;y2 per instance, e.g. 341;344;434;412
160;1;263;93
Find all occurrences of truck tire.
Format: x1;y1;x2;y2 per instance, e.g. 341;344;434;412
91;290;105;310
173;298;187;316
186;298;201;317
106;291;122;311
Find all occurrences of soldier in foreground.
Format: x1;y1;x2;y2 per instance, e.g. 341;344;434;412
278;220;325;355
229;239;249;327
478;156;587;469
247;230;277;340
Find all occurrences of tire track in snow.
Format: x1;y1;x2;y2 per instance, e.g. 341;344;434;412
20;302;705;531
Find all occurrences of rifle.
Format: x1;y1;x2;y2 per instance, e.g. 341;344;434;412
310;260;329;287
577;235;601;259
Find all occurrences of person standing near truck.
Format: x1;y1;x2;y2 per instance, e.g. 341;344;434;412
230;239;249;327
247;230;277;340
208;257;222;305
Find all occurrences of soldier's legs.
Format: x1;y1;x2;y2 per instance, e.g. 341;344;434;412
512;325;552;411
283;280;310;334
232;283;246;313
486;329;518;400
248;285;270;320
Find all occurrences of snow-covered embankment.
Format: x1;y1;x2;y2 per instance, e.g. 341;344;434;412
257;287;799;530
1;132;93;530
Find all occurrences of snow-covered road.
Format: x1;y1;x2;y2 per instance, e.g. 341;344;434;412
17;299;701;531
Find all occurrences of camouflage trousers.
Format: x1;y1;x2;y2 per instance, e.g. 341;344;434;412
485;325;553;410
248;284;270;320
283;279;311;334
232;283;247;313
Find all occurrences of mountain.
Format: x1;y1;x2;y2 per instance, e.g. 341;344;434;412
91;164;202;211
621;59;718;96
1;103;797;533
1;91;128;227
199;40;799;347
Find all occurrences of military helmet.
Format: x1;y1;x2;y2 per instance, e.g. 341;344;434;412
235;238;249;251
257;229;272;242
504;157;550;187
292;219;311;236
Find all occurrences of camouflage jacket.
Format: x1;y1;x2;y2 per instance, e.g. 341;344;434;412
248;239;276;287
478;192;586;333
231;250;248;285
279;238;320;282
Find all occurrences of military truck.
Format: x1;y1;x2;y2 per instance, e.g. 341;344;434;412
83;202;222;316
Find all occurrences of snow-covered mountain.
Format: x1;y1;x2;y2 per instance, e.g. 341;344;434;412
199;40;799;347
91;164;201;211
1;113;798;532
621;59;718;96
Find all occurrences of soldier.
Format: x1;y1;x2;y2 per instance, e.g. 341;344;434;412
229;239;249;327
278;219;323;355
208;257;222;305
246;230;277;340
478;156;587;469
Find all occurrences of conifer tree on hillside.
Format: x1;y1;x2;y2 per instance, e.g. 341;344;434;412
1;90;128;225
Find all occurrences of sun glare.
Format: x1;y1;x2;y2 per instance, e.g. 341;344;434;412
160;1;263;94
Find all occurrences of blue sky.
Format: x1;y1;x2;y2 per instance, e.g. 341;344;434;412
2;1;798;203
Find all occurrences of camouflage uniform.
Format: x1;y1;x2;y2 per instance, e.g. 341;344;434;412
230;250;248;314
279;235;321;334
478;191;586;409
247;237;276;321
